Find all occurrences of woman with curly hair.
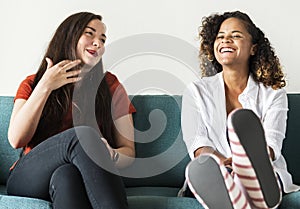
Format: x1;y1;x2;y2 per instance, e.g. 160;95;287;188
181;11;300;209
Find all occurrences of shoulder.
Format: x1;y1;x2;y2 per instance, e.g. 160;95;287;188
195;72;221;87
103;72;136;119
104;71;124;95
258;81;286;97
105;71;119;85
185;73;222;95
19;74;36;91
22;74;36;85
257;82;287;105
14;74;36;101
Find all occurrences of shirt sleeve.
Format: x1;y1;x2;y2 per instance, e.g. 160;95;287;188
262;88;288;161
14;74;35;102
105;72;136;120
181;82;215;159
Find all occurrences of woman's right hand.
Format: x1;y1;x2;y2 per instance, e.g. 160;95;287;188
223;157;234;176
8;58;83;148
39;57;82;91
222;157;232;167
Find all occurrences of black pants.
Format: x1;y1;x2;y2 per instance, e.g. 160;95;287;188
7;126;128;209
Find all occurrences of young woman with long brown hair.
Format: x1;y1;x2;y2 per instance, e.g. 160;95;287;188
7;11;135;209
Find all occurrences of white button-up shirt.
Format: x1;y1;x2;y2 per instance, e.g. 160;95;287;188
181;72;300;193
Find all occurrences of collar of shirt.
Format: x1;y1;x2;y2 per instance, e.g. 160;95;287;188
218;72;259;108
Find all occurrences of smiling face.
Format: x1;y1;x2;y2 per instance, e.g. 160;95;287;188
76;19;106;72
214;17;256;70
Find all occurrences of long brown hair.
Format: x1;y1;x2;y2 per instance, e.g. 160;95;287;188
198;11;285;89
29;12;115;148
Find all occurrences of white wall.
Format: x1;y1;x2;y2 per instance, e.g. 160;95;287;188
1;0;299;95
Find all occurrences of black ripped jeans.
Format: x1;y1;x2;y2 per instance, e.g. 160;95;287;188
7;126;128;209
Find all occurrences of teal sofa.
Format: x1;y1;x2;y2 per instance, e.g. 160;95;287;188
0;95;299;209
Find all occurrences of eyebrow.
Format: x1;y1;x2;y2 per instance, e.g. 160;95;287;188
231;30;243;34
86;26;106;38
218;30;244;34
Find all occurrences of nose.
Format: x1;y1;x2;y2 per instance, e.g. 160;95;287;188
93;39;102;48
221;36;231;43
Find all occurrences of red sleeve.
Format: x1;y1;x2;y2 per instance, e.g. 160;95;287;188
105;72;136;120
14;72;135;120
14;74;36;102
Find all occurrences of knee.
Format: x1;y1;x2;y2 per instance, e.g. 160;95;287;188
74;126;101;140
74;126;108;154
49;164;83;199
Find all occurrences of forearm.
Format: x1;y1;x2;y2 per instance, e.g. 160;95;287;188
194;146;227;163
111;114;135;168
8;82;52;148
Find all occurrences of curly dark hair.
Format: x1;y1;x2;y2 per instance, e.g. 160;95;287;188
198;11;285;89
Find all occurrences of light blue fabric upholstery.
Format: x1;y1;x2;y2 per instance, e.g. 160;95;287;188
0;97;21;185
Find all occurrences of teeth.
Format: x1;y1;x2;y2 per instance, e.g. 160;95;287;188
220;47;234;53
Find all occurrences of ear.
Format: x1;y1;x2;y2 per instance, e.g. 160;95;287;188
250;44;257;56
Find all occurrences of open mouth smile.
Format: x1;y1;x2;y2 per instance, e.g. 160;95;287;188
86;49;98;57
220;47;235;53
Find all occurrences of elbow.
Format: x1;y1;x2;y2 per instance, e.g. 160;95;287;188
129;146;136;158
8;137;21;149
7;129;25;149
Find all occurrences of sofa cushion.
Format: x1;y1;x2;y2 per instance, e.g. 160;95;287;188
282;94;300;185
0;96;21;185
122;95;190;188
126;186;180;197
0;185;7;195
127;196;204;209
279;191;300;209
0;195;52;209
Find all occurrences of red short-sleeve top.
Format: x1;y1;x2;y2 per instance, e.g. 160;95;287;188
14;71;136;154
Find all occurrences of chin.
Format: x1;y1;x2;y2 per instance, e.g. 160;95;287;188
82;61;97;69
86;59;101;66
